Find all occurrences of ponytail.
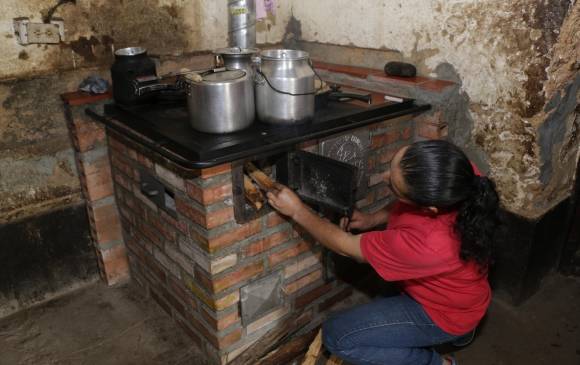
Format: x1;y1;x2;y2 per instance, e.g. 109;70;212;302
455;176;500;266
399;140;500;268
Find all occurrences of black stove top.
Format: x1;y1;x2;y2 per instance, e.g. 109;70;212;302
86;99;429;169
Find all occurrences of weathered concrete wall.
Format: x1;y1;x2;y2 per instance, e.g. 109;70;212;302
0;0;290;223
287;0;579;218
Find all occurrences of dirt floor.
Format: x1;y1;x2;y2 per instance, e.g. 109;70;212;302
0;274;578;365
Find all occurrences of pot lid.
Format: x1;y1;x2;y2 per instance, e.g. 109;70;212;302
214;47;259;55
260;49;309;60
185;69;246;83
114;47;147;56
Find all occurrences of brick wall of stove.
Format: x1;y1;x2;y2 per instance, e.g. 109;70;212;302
63;92;129;286
105;112;416;363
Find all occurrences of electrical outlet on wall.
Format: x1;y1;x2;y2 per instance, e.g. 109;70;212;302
13;17;65;45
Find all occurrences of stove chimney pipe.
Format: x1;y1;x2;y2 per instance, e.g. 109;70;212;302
228;0;256;48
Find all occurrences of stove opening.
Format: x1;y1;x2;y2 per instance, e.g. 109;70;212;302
232;150;359;224
232;154;281;223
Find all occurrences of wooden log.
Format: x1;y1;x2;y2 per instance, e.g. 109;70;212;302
245;162;276;192
228;313;301;365
244;175;265;210
326;355;343;365
258;328;319;365
301;329;323;365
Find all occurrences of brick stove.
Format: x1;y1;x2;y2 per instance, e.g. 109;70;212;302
74;78;430;364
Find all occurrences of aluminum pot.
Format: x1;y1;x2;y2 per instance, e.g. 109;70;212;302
255;49;316;125
184;69;254;134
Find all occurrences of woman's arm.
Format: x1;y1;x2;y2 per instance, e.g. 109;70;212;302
341;204;392;232
267;185;366;262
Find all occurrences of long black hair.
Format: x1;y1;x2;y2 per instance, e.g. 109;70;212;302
399;140;500;267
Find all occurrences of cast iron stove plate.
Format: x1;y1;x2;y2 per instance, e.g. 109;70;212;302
88;98;428;169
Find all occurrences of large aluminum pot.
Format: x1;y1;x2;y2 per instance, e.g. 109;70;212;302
184;69;254;134
255;49;316;125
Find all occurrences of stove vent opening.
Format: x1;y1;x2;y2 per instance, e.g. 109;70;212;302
233;153;284;224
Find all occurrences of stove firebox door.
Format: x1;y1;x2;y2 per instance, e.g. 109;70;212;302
277;151;358;218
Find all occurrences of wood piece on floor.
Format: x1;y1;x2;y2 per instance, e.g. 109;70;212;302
301;329;323;365
258;328;319;365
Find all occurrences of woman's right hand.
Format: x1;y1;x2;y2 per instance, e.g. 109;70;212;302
340;209;376;232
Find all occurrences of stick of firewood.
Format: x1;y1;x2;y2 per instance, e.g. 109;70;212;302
326;355;343;365
245;162;276;192
301;329;323;365
244;175;265;210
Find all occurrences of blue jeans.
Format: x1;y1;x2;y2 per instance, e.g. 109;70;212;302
323;294;465;365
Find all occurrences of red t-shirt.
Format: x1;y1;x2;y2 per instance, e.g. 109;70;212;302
360;202;491;335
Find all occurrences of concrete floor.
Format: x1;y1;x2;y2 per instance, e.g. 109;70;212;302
0;274;578;365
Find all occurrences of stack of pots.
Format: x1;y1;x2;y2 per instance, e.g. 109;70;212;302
184;48;316;134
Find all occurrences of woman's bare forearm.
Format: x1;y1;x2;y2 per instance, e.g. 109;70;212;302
292;205;365;261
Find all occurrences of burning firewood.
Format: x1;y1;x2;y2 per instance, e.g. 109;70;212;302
244;175;265;210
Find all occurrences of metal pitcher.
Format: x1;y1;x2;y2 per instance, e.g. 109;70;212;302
255;49;316;125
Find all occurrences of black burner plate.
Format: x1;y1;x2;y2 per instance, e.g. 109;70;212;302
87;99;429;169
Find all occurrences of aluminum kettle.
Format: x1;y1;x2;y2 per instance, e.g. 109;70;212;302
254;49;317;125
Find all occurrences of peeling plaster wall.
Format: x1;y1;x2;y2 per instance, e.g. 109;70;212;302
288;0;579;218
0;0;290;223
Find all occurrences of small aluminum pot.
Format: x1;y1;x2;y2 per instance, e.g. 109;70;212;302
184;69;254;134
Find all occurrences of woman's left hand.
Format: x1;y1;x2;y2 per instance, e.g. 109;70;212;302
266;183;305;219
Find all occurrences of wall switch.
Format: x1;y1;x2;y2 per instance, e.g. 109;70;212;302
13;17;64;45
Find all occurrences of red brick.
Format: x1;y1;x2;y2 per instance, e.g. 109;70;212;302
113;171;132;191
176;198;233;229
194;265;214;293
244;230;290;257
186;182;232;205
150;289;172;315
157;282;187;318
83;155;115;201
138;220;164;248
201;307;240;331
200;163;231;179
167;274;193;307
148;213;177;241
266;212;289;228
319;287;354;312
401;126;413;140
108;137;126;155
199;219;262;253
385;130;400;144
206;207;235;229
110;154;135;180
417;121;442;140
175;315;202;345
378;148;398;164
295;283;333;308
269;241;312;267
212;261;264;293
72;119;106;152
216;327;242;349
176;198;205;226
101;244;130;285
136;152;154;169
92;203;123;244
284;269;322;294
161;210;188;234
61;90;112;105
371;134;384;149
